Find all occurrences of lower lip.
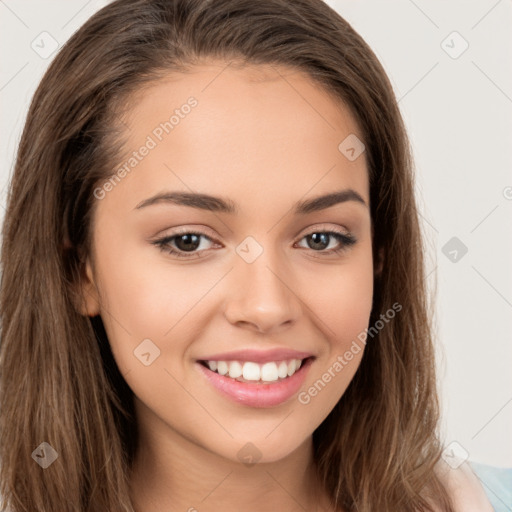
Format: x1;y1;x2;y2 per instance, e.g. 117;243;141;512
196;358;313;408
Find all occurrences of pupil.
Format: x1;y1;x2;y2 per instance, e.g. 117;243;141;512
309;233;328;250
176;234;200;251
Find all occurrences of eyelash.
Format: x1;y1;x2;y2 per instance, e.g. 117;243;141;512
151;227;357;259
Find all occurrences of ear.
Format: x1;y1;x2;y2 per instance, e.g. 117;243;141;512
374;247;385;277
371;225;385;277
74;257;101;317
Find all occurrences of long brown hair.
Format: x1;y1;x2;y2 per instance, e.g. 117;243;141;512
0;1;453;510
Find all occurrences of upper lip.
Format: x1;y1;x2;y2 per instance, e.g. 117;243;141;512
197;348;314;364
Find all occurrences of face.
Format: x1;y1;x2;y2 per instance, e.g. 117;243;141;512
81;60;374;465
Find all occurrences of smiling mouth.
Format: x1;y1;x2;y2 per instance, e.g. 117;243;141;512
198;357;314;384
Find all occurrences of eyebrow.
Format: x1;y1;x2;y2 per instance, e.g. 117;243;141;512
134;188;367;215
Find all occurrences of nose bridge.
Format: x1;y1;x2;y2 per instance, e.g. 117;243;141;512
224;236;301;332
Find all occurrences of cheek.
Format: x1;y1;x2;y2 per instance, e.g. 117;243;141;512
92;248;201;413
326;271;374;348
93;227;187;331
89;233;168;370
92;233;229;381
305;245;374;394
310;245;374;346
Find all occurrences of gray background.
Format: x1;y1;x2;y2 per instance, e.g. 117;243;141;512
1;0;511;467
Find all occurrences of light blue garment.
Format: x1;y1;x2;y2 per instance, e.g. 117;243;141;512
469;461;512;512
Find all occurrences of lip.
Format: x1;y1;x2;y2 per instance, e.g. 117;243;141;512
196;356;314;408
197;348;313;364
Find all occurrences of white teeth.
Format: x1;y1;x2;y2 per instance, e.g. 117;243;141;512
242;362;261;381
277;361;288;379
204;358;306;382
228;361;243;379
217;361;228;376
260;362;279;381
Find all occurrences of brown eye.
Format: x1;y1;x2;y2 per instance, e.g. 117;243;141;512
296;230;356;255
152;231;216;258
173;233;201;252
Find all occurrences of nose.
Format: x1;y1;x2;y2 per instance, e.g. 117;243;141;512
223;250;302;334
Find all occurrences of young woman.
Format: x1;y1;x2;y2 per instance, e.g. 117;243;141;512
0;1;494;510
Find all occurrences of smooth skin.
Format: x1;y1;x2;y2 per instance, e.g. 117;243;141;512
77;60;490;512
80;60;371;512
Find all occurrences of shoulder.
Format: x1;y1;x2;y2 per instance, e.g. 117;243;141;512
434;458;494;512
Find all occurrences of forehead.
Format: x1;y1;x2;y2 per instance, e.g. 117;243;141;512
105;60;369;215
123;60;364;143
